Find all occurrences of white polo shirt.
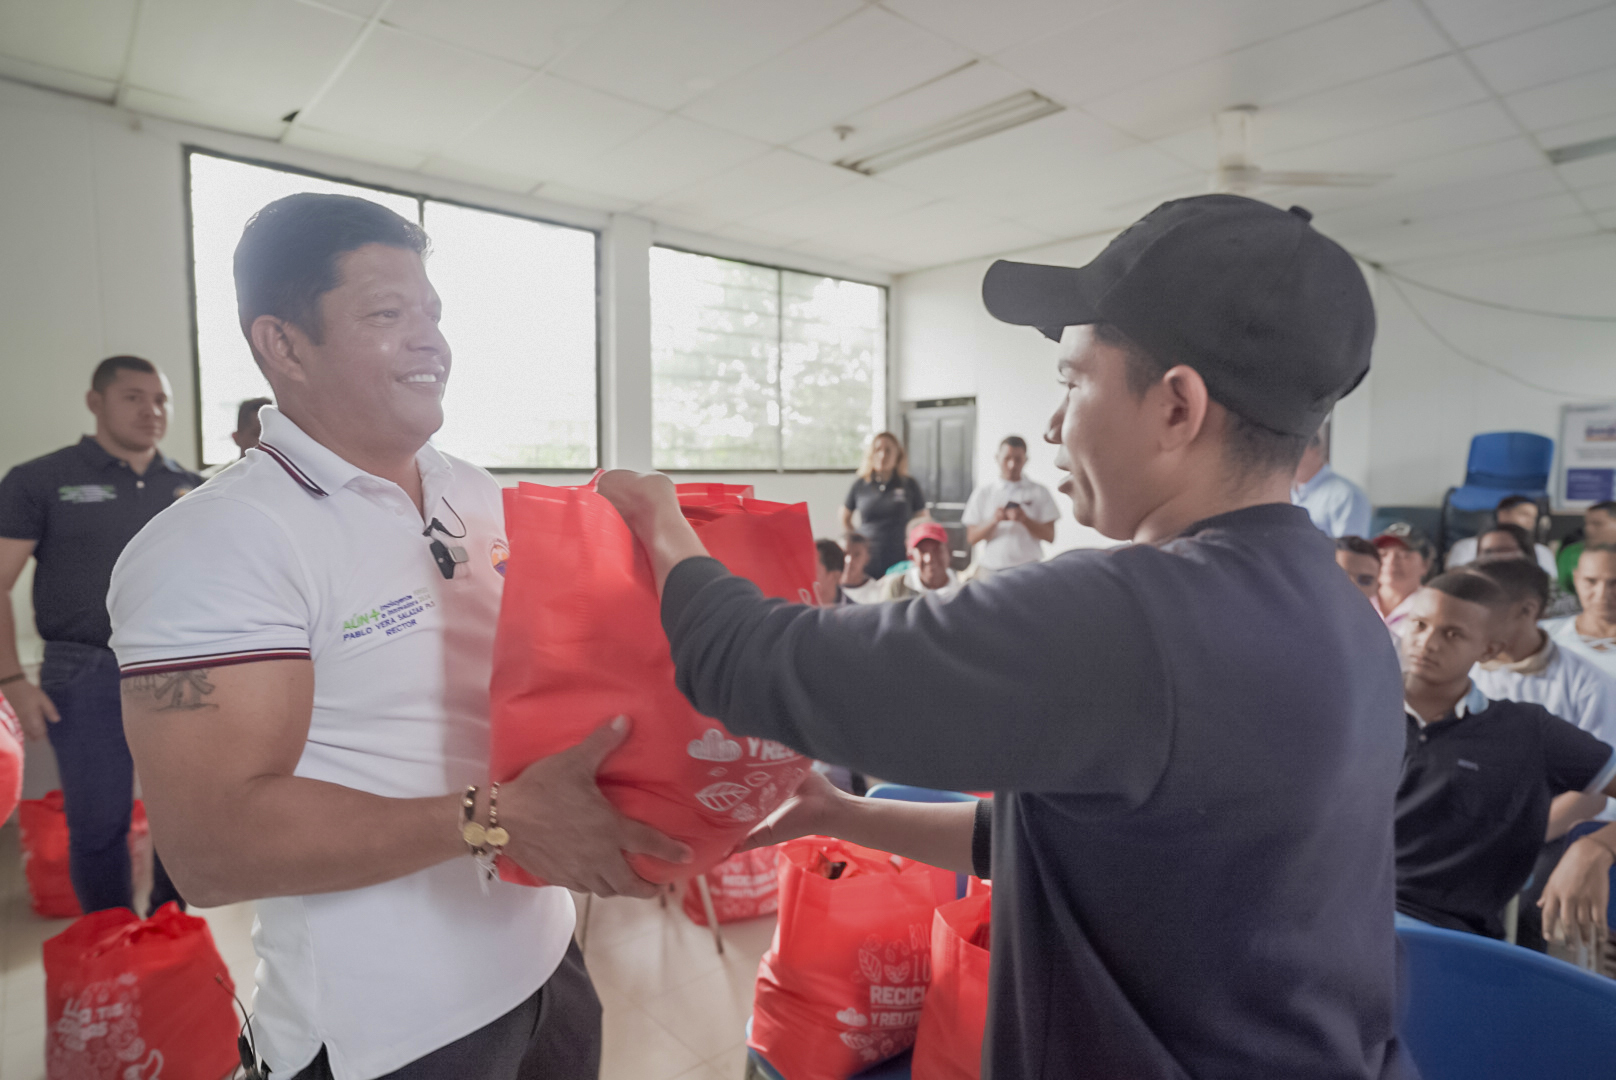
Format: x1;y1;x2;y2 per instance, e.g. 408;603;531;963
108;408;573;1080
960;477;1059;570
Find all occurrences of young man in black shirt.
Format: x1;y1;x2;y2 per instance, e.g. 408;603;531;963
600;196;1413;1078
1396;572;1616;937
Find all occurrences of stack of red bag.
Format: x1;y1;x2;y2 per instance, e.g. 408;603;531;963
0;689;22;823
19;791;149;919
490;480;818;885
749;837;959;1079
912;882;993;1080
683;845;782;926
44;903;240;1080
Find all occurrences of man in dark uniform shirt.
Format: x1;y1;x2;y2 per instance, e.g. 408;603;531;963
599;196;1414;1078
0;355;199;913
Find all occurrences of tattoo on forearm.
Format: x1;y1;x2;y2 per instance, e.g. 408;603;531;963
122;669;219;712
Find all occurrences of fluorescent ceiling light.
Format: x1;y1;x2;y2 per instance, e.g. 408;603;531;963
834;90;1065;176
1546;133;1616;166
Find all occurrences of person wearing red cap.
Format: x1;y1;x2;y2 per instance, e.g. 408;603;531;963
879;521;961;602
1374;521;1436;637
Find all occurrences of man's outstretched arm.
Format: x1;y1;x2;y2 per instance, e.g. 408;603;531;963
123;659;689;906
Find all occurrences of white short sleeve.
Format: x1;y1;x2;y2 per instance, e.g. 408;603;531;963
1027;481;1060;524
109;493;313;676
961;483;994;526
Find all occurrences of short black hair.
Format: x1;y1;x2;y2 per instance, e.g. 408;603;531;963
234;193;429;351
1468;557;1550;614
91;355;157;393
1476;522;1533;559
1495;494;1539;514
1102;322;1309;475
815;538;845;574
1426;570;1507;609
1588;501;1616;518
236;396;273;430
843;532;869;548
1000;435;1027;451
1335;535;1380;561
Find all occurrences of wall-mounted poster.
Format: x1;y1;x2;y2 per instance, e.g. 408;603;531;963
1557;403;1616;509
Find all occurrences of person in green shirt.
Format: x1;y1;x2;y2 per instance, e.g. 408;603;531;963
1558;501;1616;593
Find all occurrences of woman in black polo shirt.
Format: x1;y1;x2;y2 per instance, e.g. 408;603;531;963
840;432;925;580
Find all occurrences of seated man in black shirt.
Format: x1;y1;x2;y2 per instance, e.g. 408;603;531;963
1396;571;1616;937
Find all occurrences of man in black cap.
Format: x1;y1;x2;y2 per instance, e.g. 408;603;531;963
598;195;1412;1078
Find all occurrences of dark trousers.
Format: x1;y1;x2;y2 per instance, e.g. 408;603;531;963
290;939;602;1080
40;641;183;915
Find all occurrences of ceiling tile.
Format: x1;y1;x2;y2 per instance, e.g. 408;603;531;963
529;181;639;213
0;0;138;81
120;85;286;138
1082;0;1450;142
0;51;117;101
1351;197;1595;264
1276;137;1549;219
993;0;1371;108
1314;168;1567;234
1581;180;1616;209
322;0;383;14
651;148;859;223
381;0;631;69
1507;65;1616;133
739;179;935;240
1557;150;1616;188
1421;0;1612;47
127;0;361;125
852;205;1053;270
550;0;863;111
707;221;801;250
681;6;975;144
1465;4;1616;96
282;122;429;171
432;73;661;184
1536;111;1616;155
298;24;531;154
881;0;1126;55
415;155;538;195
1258;100;1518;174
544;115;771;204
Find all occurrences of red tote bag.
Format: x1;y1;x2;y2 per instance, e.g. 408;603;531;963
490;481;815;886
749;837;958;1080
20;792;149;919
911;887;993;1080
44;903;240;1080
0;690;22;824
683;845;782;926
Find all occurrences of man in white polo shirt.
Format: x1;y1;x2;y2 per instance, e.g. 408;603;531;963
109;194;688;1080
961;436;1059;577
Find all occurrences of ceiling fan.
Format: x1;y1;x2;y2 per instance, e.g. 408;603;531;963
1209;105;1390;195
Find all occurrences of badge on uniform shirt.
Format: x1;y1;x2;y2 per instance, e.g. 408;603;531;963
490;540;509;578
58;484;117;503
173;485;195;499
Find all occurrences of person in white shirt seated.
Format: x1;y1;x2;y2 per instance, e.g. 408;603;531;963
837;532;884;605
1374;522;1435;637
879;521;962;602
1446;494;1557;578
1544;544;1616;680
1333;536;1382;604
1291;425;1370;538
961;436;1060;577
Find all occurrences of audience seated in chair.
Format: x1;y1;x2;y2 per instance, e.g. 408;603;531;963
1555;500;1616;594
1334;536;1382;604
813;539;847;607
837;532;884;606
1446;494;1557;577
1543;544;1616;681
878;521;962;602
1395;572;1616;938
1374;522;1435;637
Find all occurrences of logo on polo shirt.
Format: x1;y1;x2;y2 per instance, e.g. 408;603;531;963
58;484;116;504
341;587;437;643
490;540;509;578
173;484;194;499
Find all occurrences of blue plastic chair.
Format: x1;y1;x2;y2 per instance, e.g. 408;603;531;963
1397;922;1616;1079
1445;432;1555;513
745;784;978;1080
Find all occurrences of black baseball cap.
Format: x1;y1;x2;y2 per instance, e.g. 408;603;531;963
981;194;1374;438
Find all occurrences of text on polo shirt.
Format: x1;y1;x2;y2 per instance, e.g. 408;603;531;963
342;588;437;641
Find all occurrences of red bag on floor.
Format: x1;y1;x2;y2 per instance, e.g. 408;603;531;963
20;792;149;919
911;887;993;1080
44;902;239;1080
683;845;782;926
749;837;958;1079
0;690;22;823
490;480;816;886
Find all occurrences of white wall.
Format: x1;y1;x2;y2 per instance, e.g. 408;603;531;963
0;77;882;665
893;228;1616;533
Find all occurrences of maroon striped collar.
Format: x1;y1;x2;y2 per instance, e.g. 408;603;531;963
258;441;329;497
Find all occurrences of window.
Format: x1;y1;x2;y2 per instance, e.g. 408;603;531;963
650;248;885;471
186;151;598;469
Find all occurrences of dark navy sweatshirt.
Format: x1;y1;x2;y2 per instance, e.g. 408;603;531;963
662;502;1415;1079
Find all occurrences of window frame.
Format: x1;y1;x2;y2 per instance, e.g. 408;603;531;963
182;145;603;473
650;242;890;475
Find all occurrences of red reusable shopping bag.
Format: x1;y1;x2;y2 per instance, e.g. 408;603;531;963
0;690;22;823
683;845;781;926
44;902;240;1080
749;837;958;1080
911;887;993;1080
20;792;149;919
490;480;816;885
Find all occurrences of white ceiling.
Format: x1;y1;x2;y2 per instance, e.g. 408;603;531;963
2;0;1614;272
